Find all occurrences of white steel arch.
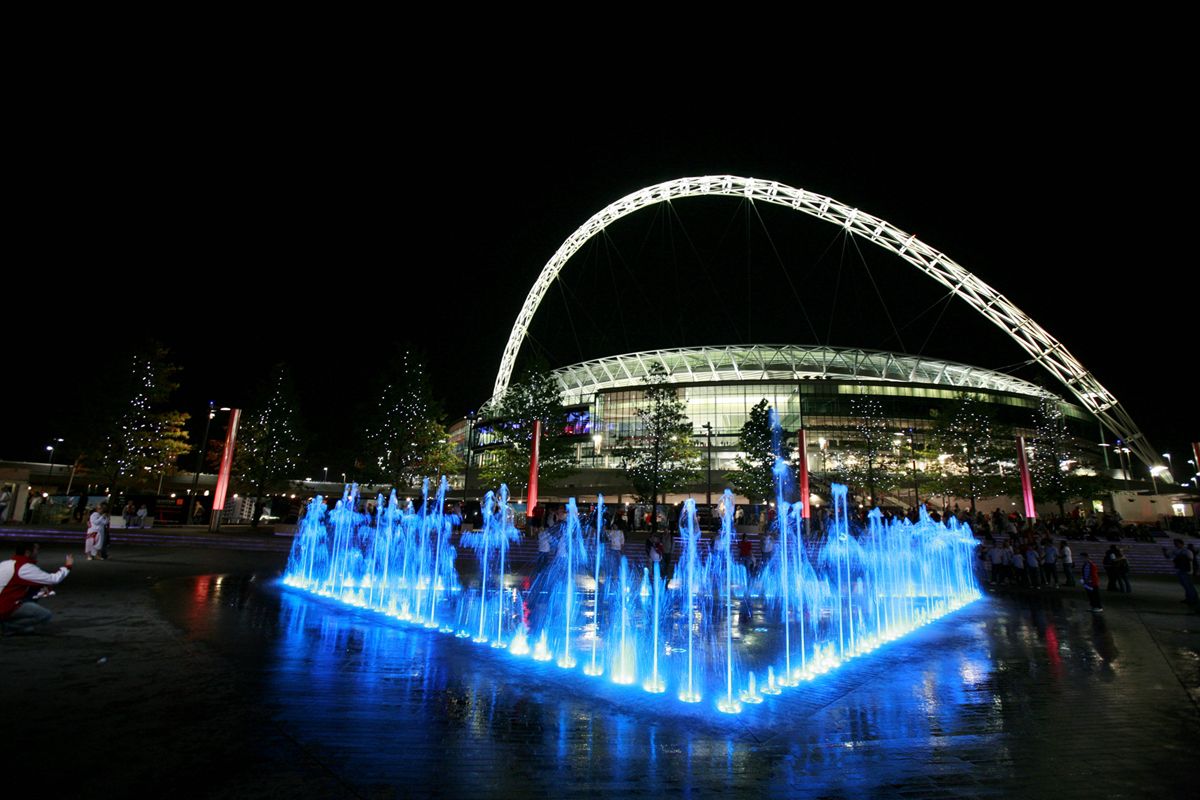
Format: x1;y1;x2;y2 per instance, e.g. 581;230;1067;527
495;176;1160;469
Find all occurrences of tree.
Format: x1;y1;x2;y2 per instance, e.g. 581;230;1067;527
731;398;792;503
235;364;305;527
1029;396;1111;515
925;392;1015;514
615;364;701;536
99;343;191;493
360;349;461;488
478;365;573;496
826;395;898;507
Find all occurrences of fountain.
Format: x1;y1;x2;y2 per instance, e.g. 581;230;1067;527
284;450;982;717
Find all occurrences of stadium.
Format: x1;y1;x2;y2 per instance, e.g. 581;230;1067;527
454;176;1166;516
458;343;1101;513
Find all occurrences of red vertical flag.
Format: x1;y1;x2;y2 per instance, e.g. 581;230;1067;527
797;429;810;519
1016;435;1036;520
527;418;542;517
213;408;241;513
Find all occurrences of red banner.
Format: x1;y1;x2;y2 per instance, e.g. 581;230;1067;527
797;429;810;519
1016;435;1036;520
213;409;241;512
527;418;542;516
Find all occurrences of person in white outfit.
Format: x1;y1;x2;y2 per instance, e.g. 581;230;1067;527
87;503;110;560
606;519;624;576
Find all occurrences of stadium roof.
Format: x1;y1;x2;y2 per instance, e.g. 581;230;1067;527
552;345;1055;404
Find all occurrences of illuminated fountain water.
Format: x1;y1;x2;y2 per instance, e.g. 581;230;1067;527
585;496;606;676
285;458;981;717
716;490;740;714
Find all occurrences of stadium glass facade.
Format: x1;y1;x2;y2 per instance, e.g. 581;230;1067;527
456;345;1102;503
548;346;1097;471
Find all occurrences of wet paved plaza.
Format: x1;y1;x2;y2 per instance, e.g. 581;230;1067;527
4;544;1198;798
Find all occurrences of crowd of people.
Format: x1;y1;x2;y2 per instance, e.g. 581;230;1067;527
978;531;1200;611
6;495;1198;636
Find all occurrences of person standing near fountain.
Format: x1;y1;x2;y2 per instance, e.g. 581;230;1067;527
1041;539;1060;587
1163;539;1199;605
737;532;754;572
1079;552;1103;612
1011;545;1026;587
988;540;1007;585
1060;540;1075;586
606;516;624;576
536;523;552;572
86;503;109;561
1025;544;1042;589
645;532;662;567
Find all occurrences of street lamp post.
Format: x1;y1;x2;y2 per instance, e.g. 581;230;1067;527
65;458;79;497
46;444;56;481
190;402;215;522
190;404;232;523
701;422;714;510
1149;465;1169;495
908;430;919;506
1114;443;1131;483
463;411;476;502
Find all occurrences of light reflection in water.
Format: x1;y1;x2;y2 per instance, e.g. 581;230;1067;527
162;541;1185;796
248;581;1005;794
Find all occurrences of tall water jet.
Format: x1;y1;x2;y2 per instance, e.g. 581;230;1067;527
612;555;635;684
585;494;606;677
491;485;519;648
839;485;855;654
424;477;450;630
557;498;582;669
644;559;665;693
790;501;808;677
460;484;513;647
773;458;794;686
678;499;702;703
716;489;741;714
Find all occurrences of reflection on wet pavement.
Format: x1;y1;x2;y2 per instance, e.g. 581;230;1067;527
158;576;1198;798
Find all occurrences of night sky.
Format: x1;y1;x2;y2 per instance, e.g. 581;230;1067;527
5;99;1195;478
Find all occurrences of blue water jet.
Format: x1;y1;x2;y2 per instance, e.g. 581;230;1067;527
284;459;982;717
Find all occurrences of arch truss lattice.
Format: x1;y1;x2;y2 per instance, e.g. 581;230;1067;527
494;176;1160;470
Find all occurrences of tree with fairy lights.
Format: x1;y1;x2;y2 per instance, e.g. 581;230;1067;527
1029;395;1109;516
615;363;701;537
478;362;573;496
731;398;792;505
925;391;1014;514
234;363;305;527
360;349;460;489
826;395;898;508
99;343;191;495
